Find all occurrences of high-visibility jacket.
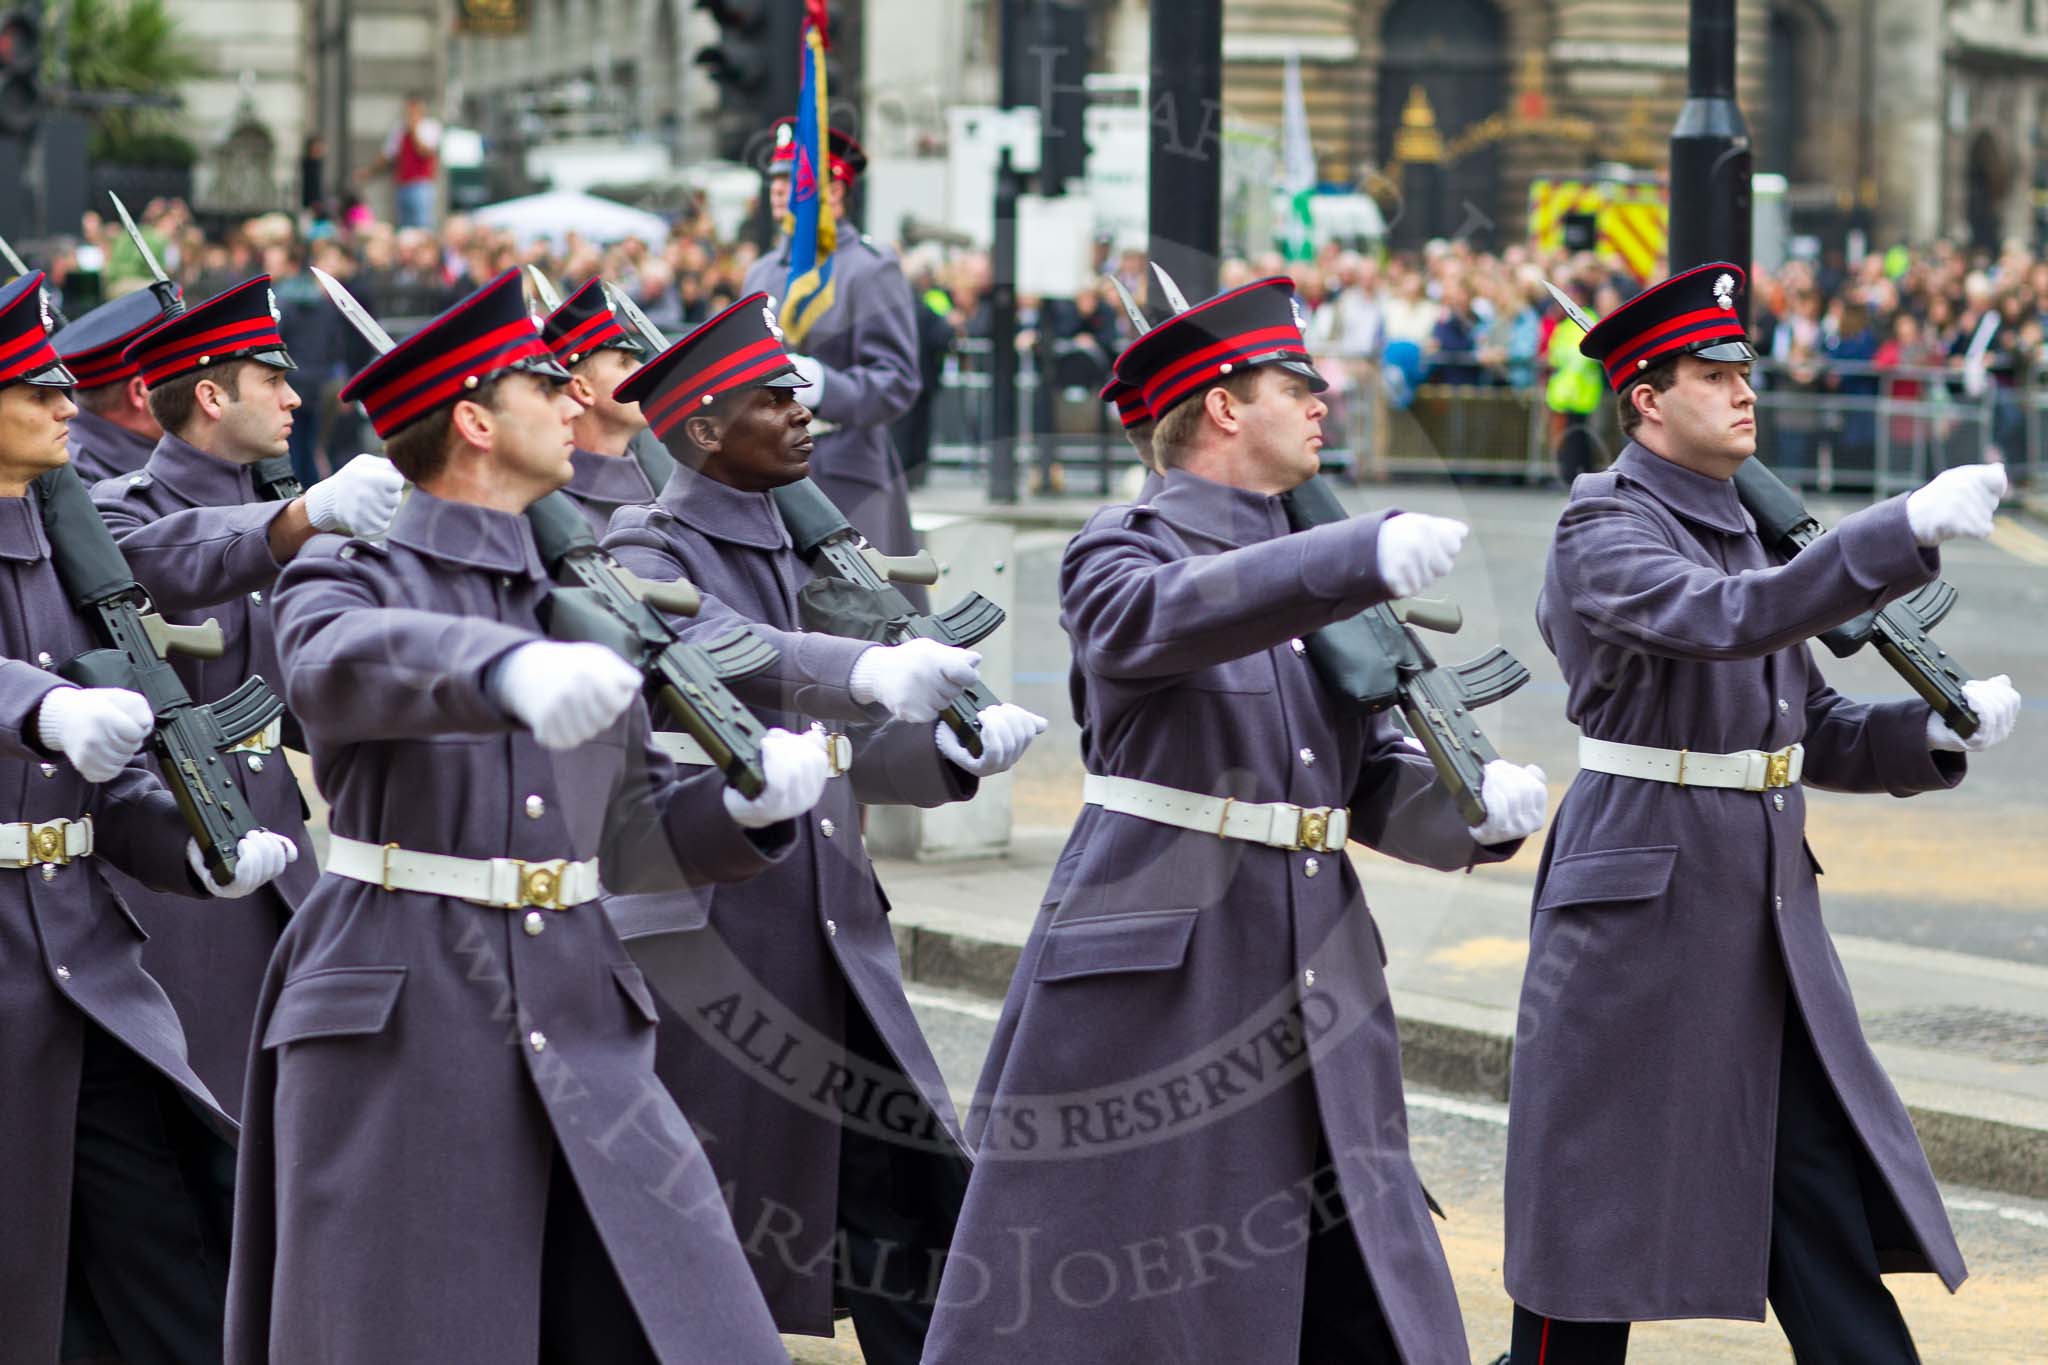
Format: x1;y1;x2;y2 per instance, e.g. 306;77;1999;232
1546;317;1605;416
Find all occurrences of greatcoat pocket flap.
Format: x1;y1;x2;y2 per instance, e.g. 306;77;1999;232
611;961;661;1025
1536;844;1679;912
262;966;407;1048
1034;908;1199;983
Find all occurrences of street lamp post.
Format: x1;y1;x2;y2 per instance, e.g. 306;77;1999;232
1668;0;1752;328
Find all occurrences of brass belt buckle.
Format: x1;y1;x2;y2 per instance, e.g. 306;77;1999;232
1765;748;1793;789
1297;808;1331;852
30;820;70;867
514;858;569;910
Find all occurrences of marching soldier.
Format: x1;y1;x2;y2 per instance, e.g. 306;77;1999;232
922;279;1550;1364
52;289;168;483
0;271;296;1365
743;121;924;598
1501;263;2021;1363
600;294;1045;1363
539;277;665;537
89;275;404;1116
227;269;834;1365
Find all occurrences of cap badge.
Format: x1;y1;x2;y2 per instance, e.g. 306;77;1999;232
1289;296;1308;331
268;288;282;322
1713;274;1736;311
762;301;785;342
37;292;52;332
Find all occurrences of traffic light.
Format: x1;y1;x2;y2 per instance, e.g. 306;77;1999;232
695;0;799;163
0;8;41;138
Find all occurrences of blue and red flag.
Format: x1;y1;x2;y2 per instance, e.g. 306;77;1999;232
780;0;837;348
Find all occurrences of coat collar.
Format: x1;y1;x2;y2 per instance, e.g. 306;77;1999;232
0;487;51;563
384;489;546;577
1611;442;1751;535
566;447;655;509
1148;468;1292;548
143;432;264;506
655;464;790;551
68;410;159;476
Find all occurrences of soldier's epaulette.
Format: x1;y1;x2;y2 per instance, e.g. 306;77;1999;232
114;471;154;493
854;232;891;259
1118;502;1160;528
324;533;389;561
1571;470;1622;501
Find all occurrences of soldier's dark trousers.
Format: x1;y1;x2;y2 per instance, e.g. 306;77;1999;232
66;1019;233;1365
1508;999;1922;1364
834;996;969;1365
1297;1138;1405;1365
538;1146;661;1365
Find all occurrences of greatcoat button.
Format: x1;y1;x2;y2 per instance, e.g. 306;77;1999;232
1303;969;1316;988
819;818;836;838
826;919;837;937
1774;895;1783;911
1772;793;1786;811
1299;747;1316;767
41;865;56;881
1290;638;1306;655
1303;857;1320;878
1777;699;1789;714
528;1030;547;1053
36;651;52;668
55;965;70;981
523;911;545;937
250;590;263;604
247;754;265;773
525;795;546;820
39;763;56;778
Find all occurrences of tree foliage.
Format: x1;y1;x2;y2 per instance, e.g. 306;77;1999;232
54;0;204;165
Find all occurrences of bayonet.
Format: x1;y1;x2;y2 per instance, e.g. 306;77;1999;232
602;279;671;353
109;192;185;320
0;231;71;330
1149;262;1192;315
1543;280;1596;333
311;266;398;353
1105;274;1151;334
524;263;563;319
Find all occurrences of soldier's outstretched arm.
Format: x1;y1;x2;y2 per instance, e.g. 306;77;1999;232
1059;508;1403;683
1554;493;1937;663
272;539;539;745
91;491;288;611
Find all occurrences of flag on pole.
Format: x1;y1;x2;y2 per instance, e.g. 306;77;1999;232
1280;50;1317;261
780;0;838;348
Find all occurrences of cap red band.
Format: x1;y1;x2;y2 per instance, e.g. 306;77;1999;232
550;309;630;361
642;336;791;437
359;321;556;437
0;325;62;385
1142;325;1309;416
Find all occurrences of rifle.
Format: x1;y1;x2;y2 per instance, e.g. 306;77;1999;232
1735;459;1980;738
1280;476;1531;825
526;492;778;798
769;477;1004;756
110;194;303;501
35;463;283;881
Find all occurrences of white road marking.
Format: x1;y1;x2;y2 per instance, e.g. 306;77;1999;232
903;983;1006;1023
1942;1196;2048;1232
1407;1091;1510;1126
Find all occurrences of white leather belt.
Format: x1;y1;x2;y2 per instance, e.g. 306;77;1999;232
326;835;601;910
1082;773;1348;853
0;816;94;869
225;717;284;756
655;726;853;777
1578;737;1805;792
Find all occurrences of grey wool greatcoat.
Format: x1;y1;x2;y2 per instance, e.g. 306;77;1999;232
0;487;235;1364
922;470;1519;1365
1504;444;1969;1322
603;466;975;1335
66;408;160;484
743;230;923;572
562;445;656;540
91;435;319;1118
226;490;796;1365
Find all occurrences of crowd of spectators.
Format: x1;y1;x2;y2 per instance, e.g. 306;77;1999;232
24;190;2048;485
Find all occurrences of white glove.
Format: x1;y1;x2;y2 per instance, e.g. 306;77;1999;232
849;639;981;725
304;454;406;536
722;726;831;829
788;353;825;409
492;641;643;749
1927;675;2020;753
188;829;299;899
1375;513;1469;599
1905;463;2006;547
1470;760;1548;845
37;687;154;783
935;702;1047;777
